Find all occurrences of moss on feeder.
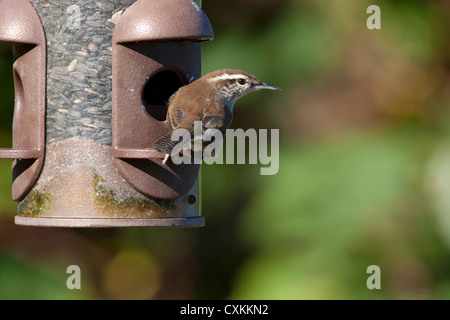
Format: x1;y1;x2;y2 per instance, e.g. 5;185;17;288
18;190;51;217
91;172;178;217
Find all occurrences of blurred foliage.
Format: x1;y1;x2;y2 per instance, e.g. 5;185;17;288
1;0;450;299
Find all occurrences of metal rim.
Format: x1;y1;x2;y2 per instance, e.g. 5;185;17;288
14;216;205;228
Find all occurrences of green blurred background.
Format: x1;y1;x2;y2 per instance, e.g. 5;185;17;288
1;0;450;299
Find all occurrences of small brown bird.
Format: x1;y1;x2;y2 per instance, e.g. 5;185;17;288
152;69;281;164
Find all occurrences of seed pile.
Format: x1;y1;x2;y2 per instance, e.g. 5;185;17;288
30;0;134;145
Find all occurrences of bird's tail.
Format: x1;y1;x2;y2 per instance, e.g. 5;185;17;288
153;129;193;155
153;118;197;154
153;132;179;154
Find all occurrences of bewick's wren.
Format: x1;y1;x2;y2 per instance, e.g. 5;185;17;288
152;69;281;164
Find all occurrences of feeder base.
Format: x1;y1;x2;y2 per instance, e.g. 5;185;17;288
14;216;205;228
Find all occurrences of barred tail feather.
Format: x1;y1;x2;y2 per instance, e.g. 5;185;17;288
153;129;193;154
152;132;179;154
153;118;197;154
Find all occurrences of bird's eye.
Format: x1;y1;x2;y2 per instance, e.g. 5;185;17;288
237;78;246;85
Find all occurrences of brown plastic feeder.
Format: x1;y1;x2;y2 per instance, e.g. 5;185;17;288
112;0;213;201
0;0;213;227
0;0;46;202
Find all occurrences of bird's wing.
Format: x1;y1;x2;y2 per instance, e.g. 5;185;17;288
167;104;189;130
202;115;224;130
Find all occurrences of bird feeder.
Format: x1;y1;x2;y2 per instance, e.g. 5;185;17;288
0;0;213;227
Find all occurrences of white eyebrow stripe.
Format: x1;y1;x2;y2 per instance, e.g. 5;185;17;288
208;74;247;82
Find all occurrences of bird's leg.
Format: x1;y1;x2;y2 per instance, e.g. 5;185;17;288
161;146;192;165
162;153;170;165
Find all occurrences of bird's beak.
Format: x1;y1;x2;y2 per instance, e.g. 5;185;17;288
254;82;281;91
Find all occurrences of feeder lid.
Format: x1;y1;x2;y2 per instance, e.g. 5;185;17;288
0;0;44;45
114;0;214;43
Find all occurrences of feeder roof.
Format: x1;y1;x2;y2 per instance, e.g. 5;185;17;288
0;0;44;45
114;0;214;43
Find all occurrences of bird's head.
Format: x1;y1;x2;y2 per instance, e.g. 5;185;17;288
206;69;280;105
